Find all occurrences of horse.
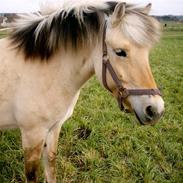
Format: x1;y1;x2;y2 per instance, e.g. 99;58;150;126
0;1;164;182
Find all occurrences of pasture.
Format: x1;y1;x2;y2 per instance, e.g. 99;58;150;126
0;22;183;183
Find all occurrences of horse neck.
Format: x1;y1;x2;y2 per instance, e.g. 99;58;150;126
54;42;103;92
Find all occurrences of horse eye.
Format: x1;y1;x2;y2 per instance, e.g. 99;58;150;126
115;49;127;57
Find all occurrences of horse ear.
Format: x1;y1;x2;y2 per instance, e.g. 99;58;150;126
141;3;152;14
111;2;126;27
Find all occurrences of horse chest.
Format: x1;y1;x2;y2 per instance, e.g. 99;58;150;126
14;87;80;130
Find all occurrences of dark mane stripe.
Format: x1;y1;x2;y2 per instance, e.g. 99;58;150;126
9;1;118;60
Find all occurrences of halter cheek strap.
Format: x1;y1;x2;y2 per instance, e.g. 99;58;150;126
102;25;161;111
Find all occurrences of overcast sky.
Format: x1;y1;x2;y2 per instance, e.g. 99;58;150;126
0;0;183;15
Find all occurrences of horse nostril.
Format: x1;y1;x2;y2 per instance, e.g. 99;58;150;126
145;105;155;118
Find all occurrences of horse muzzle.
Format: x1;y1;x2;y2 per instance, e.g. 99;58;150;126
128;95;165;125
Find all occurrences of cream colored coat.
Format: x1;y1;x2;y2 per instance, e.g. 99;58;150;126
0;1;164;183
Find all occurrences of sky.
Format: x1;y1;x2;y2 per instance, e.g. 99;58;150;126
0;0;183;15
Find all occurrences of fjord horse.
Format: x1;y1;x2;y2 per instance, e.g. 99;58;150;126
0;1;164;182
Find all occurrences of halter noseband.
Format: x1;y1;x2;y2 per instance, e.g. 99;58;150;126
102;25;161;111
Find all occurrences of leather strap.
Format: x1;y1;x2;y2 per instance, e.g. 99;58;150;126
102;23;161;111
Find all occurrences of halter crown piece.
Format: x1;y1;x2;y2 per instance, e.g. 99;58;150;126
102;24;161;111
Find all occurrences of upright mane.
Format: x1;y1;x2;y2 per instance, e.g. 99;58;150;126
9;0;160;60
9;1;118;60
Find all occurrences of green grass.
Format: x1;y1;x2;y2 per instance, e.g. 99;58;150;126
0;23;183;183
0;30;8;38
162;21;183;32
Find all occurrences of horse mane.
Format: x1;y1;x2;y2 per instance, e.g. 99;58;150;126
9;1;118;60
120;8;161;47
9;0;160;60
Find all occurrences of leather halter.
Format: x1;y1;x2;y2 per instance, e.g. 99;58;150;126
102;25;161;111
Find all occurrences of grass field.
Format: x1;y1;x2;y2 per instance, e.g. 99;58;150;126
0;21;183;183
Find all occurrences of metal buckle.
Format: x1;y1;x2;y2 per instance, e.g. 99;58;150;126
118;88;129;99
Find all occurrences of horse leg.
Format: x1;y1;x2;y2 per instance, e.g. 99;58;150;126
21;128;47;183
43;123;62;183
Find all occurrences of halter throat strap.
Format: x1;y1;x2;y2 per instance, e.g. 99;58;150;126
102;24;161;111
